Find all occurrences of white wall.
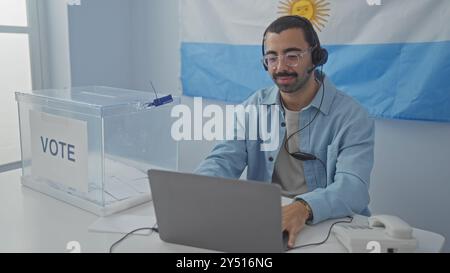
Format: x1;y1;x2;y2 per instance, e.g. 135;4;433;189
38;0;72;89
67;0;133;89
67;0;450;252
67;0;181;94
129;0;181;94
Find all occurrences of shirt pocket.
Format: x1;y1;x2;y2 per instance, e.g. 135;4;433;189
326;143;339;186
312;147;328;188
312;143;339;188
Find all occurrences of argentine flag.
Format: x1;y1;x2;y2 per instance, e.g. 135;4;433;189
180;0;450;122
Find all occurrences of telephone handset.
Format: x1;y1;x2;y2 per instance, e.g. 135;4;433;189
369;215;413;240
333;215;417;253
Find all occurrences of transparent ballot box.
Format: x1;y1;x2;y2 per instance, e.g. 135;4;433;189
15;86;178;216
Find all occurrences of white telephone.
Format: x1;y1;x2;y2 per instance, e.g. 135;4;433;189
332;215;417;253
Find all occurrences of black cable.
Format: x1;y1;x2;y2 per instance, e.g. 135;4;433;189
316;157;326;171
284;66;326;166
287;216;354;251
109;225;159;253
284;72;325;154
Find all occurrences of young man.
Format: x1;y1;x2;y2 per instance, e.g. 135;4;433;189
195;16;375;248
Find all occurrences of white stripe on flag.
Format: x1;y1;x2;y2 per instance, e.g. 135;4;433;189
180;0;278;45
181;0;450;45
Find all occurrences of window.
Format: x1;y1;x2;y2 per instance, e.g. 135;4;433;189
0;0;28;26
0;0;42;169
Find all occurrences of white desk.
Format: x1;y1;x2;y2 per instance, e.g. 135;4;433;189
0;169;445;253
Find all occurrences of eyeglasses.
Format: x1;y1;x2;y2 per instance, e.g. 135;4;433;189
263;48;313;68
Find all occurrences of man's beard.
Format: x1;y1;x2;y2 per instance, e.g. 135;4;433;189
273;71;311;94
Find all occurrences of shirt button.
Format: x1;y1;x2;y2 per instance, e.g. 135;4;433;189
281;122;286;127
269;157;274;162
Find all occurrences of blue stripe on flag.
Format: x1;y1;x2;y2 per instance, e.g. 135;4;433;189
181;41;450;122
181;43;273;102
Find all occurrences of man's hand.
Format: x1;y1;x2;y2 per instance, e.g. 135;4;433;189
282;201;310;248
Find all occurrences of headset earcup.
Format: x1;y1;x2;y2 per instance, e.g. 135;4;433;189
312;47;323;66
319;48;328;66
315;48;328;66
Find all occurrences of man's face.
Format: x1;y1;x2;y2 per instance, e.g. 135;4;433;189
264;28;313;94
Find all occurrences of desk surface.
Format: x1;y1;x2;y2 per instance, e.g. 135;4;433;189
0;169;445;253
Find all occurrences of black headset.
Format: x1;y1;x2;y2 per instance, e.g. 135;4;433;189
262;16;328;165
261;15;328;72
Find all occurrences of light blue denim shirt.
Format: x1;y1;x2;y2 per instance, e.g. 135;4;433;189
195;74;375;224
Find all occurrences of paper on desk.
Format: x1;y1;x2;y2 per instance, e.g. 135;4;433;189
88;214;157;235
127;177;151;194
105;157;148;181
105;176;139;201
104;158;151;199
86;188;117;204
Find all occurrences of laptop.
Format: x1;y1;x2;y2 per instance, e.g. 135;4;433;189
148;169;288;253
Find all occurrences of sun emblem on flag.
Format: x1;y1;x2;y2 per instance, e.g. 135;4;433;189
278;0;330;31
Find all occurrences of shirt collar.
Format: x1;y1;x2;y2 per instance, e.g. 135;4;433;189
309;75;336;116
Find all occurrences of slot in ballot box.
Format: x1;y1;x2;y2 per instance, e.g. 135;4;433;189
15;86;178;216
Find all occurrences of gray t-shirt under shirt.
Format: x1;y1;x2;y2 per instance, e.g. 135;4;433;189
272;107;308;198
